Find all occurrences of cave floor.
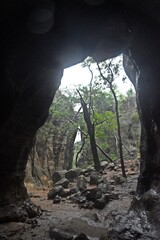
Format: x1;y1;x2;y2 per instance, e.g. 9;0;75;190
0;162;138;240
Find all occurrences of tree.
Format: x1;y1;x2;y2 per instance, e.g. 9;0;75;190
97;59;126;177
77;89;101;171
82;56;128;177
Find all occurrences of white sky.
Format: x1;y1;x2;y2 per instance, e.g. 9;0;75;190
60;62;134;94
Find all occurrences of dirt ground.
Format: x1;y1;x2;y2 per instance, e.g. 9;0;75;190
0;161;139;240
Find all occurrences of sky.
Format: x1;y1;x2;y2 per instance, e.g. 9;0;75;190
60;62;134;95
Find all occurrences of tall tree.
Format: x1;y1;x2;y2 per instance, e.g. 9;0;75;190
97;59;126;178
77;89;101;171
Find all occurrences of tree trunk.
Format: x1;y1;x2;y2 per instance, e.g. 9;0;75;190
77;90;101;171
97;64;126;177
110;85;126;178
64;129;77;170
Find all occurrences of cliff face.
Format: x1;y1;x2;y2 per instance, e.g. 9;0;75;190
2;0;160;222
120;96;141;159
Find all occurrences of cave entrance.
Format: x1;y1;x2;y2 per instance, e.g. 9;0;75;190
23;55;141;239
25;54;140;187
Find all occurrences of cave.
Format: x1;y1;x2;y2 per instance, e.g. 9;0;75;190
2;0;160;232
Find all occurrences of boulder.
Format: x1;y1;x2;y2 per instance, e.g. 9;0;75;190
97;182;110;193
89;172;103;185
69;187;79;195
78;196;87;204
141;189;160;211
53;195;61;204
69;192;81;204
60;189;71;198
55;178;69;188
65;168;82;181
82;187;100;201
49;227;73;240
77;176;87;191
94;195;107;209
113;175;126;185
101;161;109;170
48;186;63;200
52;170;67;183
74;233;90;240
108;162;115;170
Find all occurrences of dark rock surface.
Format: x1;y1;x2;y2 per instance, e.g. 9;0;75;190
89;172;103;185
55;178;69;189
77;176;87;191
48;186;63;200
49;228;73;240
65;169;82;181
52;171;67;184
74;233;90;240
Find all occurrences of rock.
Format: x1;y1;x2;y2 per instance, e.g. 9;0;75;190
78;169;86;176
110;179;115;184
82;187;105;203
87;166;95;172
113;175;126;185
53;195;61;204
94;195;106;209
0;222;26;240
78;196;87;204
65;168;81;181
77;176;87;191
105;192;119;202
84;166;95;176
61;189;71;198
69;187;79;195
83;212;99;222
74;233;90;240
95;190;103;199
49;227;73;240
55;178;69;188
104;209;158;240
25;205;38;219
23;201;41;218
69;192;81;203
83;201;94;209
141;189;160;211
108;162;115;170
52;171;67;183
90;172;103;185
97;182;110;193
101;161;109;169
82;188;98;201
48;186;63;200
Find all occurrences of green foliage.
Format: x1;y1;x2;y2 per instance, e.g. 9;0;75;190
126;88;135;98
38;89;79;146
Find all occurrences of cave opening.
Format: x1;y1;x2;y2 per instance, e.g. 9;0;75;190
21;56;142;240
25;55;140;185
